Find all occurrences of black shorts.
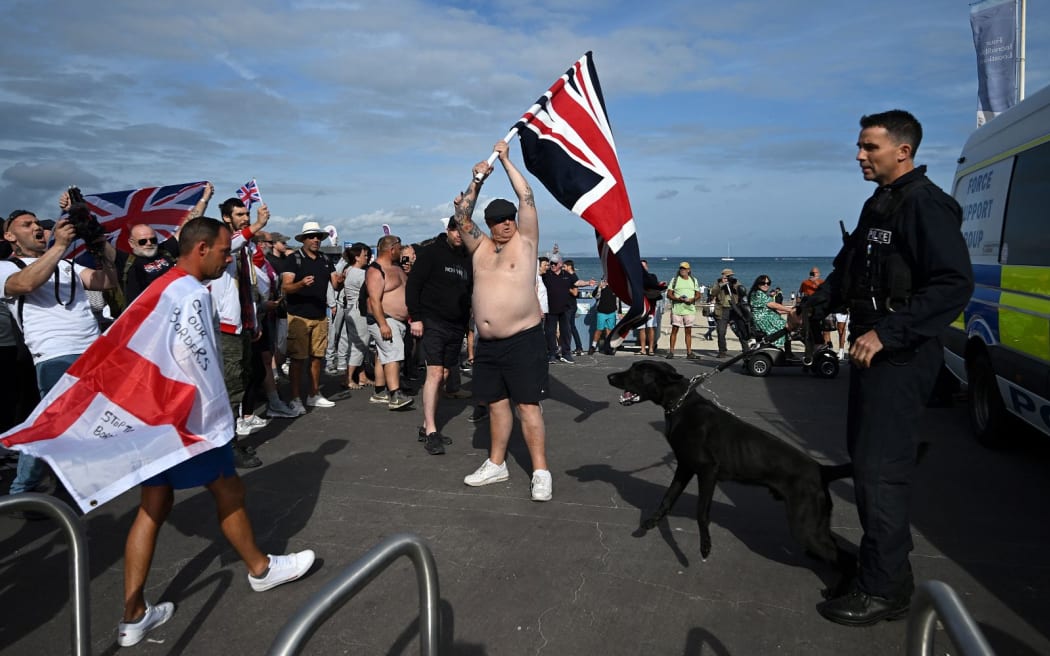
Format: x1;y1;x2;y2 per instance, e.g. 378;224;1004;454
421;317;466;370
473;324;547;404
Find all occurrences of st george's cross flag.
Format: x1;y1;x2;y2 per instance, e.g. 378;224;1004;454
237;178;262;211
513;52;649;347
0;268;234;512
67;181;209;259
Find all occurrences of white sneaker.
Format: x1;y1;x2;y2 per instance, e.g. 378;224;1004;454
288;398;307;416
839;348;847;360
235;415;269;436
249;550;316;592
117;601;175;647
267;400;299;418
280;361;290;377
464;459;509;487
306;394;335;408
531;469;553;502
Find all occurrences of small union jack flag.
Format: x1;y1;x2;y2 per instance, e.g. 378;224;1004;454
237;178;262;210
70;181;209;257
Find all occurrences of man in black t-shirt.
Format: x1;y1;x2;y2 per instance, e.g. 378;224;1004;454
588;279;620;355
540;254;575;363
406;217;473;454
280;222;344;410
115;224;179;307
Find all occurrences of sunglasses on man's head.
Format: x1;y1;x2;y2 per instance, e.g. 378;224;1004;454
136;237;159;246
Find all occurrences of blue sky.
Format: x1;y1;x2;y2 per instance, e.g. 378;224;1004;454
1;0;1046;257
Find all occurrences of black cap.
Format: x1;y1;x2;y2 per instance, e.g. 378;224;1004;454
483;198;516;222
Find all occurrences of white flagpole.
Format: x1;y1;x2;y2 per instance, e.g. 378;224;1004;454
475;89;563;181
1019;0;1027;102
476;127;521;181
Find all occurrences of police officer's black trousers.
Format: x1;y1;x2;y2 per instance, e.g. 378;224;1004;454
845;337;940;599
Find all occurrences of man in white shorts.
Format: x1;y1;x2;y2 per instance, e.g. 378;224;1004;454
834;311;849;360
365;234;413;410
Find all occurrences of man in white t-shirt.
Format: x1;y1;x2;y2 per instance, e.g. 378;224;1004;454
1;206;117;503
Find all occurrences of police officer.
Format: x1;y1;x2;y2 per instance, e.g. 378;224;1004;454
792;110;973;626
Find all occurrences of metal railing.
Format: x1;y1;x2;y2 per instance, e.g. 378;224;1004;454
906;580;995;656
267;533;441;656
0;493;91;656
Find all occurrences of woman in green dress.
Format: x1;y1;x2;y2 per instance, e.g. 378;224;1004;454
748;275;794;349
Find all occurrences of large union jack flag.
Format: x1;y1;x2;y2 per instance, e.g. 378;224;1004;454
70;181;208;257
514;52;649;347
237;178;261;210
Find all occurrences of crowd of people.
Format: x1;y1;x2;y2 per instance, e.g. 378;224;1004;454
1;108;975;640
0;175;855;515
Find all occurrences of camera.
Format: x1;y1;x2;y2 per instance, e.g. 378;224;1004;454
66;186;107;254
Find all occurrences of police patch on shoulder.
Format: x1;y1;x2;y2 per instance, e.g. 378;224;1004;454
867;228;892;244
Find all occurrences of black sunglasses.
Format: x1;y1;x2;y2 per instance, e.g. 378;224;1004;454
485;216;515;225
303;234;324;240
136;237;159;246
760;279;771;285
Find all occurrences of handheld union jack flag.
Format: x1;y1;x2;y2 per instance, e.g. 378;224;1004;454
237;178;262;210
69;181;208;258
513;52;647;348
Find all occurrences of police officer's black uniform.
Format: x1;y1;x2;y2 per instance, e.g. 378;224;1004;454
803;164;973;623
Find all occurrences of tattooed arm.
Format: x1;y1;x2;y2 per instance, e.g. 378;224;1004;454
494;140;537;242
454;160;493;254
177;182;215;240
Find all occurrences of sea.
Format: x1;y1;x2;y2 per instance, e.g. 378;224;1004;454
562;255;837;300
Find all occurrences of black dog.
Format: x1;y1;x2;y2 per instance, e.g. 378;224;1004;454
608;360;854;592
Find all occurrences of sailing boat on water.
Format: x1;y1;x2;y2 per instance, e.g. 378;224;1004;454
721;243;735;262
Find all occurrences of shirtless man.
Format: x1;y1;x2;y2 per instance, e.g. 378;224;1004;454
366;234;414;410
455;141;551;501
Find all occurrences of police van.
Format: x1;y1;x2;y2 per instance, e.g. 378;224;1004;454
944;83;1050;447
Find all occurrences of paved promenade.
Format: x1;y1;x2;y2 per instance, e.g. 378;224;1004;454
2;345;1049;655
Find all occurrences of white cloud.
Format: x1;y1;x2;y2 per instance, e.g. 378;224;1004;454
1;0;1048;255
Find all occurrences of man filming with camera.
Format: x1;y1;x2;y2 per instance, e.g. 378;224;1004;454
708;267;746;358
1;194;118;507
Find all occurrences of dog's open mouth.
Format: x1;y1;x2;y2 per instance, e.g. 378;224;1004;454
618;390;641;406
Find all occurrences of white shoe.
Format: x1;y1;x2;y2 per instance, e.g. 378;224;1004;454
117;601;175;647
839;348;847;360
306;394;335;408
288;398;307;416
267;400;299;418
531;469;552;502
235;415;269;436
280;362;290;377
464;459;509;487
249;550;316;592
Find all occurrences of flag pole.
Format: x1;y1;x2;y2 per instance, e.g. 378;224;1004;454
1019;0;1026;102
476;127;521;181
476;67;575;181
